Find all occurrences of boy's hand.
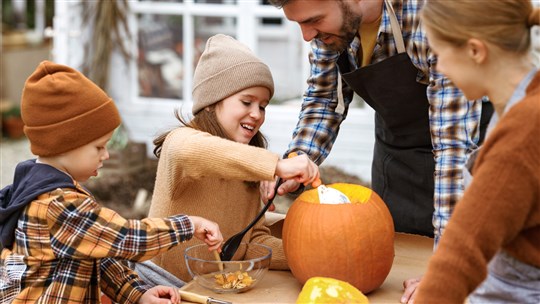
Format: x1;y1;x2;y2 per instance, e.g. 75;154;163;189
139;285;179;304
189;216;223;251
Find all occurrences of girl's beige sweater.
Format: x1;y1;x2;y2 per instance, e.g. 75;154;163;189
148;127;284;282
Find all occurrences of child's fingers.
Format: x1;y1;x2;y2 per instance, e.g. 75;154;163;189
205;239;222;251
259;180;276;203
294;168;319;186
204;228;223;249
151;286;179;303
277;179;301;195
165;287;179;303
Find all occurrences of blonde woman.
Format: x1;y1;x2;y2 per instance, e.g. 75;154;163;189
410;1;540;303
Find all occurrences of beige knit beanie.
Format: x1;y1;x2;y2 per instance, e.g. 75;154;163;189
192;34;274;114
21;61;121;156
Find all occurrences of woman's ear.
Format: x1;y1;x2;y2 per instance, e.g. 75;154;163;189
467;38;488;64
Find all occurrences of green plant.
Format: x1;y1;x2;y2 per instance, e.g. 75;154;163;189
1;105;25;139
1;0;54;31
1;105;21;120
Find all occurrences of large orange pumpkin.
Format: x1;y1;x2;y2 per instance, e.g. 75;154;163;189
283;183;395;294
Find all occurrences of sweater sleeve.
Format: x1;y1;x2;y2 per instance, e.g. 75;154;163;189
164;128;279;182
248;216;289;270
46;189;194;261
415;97;540;303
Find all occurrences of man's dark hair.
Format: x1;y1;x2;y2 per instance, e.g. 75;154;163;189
267;0;290;8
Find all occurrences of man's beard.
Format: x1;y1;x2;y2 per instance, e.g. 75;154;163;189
316;1;362;52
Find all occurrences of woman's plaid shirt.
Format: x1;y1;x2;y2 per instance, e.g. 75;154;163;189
286;0;484;245
1;184;193;303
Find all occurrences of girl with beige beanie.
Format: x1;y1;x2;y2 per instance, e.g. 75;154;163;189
147;34;320;282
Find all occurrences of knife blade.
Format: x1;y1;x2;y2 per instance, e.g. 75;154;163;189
178;290;232;304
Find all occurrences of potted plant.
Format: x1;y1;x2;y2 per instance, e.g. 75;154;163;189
2;105;25;139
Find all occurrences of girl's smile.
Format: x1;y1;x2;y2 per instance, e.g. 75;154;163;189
215;86;270;144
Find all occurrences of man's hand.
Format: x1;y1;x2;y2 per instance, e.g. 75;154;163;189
401;276;422;304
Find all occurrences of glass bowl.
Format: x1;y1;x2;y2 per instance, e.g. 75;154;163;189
184;242;271;294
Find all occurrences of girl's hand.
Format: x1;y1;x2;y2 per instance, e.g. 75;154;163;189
189;216;223;251
260;178;303;209
259;180;276;211
138;285;179;304
275;153;320;186
277;179;302;196
260;178;302;211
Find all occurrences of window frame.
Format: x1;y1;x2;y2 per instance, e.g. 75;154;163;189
129;0;292;107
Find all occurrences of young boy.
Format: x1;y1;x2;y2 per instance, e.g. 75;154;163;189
0;61;223;304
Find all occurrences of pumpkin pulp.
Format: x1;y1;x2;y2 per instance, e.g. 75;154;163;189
297;183;373;204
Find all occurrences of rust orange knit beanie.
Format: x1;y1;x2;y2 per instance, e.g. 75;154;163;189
191;34;274;114
21;60;121;156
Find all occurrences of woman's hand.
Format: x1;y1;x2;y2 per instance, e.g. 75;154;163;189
401;276;422;304
189;216;223;251
138;285;179;304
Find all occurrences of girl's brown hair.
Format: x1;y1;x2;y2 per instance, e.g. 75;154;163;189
153;106;268;158
421;0;539;54
153;106;269;188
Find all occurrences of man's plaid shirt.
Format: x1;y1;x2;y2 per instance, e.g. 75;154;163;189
286;0;484;246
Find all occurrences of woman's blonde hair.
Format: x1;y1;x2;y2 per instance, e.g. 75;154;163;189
421;0;540;54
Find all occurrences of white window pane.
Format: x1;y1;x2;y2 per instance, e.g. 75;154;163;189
137;14;184;99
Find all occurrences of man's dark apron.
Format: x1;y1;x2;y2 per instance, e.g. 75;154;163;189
337;1;493;237
337;1;434;236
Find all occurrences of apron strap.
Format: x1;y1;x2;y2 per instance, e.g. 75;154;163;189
336;0;405;115
336;73;346;115
384;0;406;54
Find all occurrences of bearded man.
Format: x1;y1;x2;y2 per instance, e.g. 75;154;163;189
267;1;494;301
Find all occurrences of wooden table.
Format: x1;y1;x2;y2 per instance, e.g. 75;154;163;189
180;233;433;303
